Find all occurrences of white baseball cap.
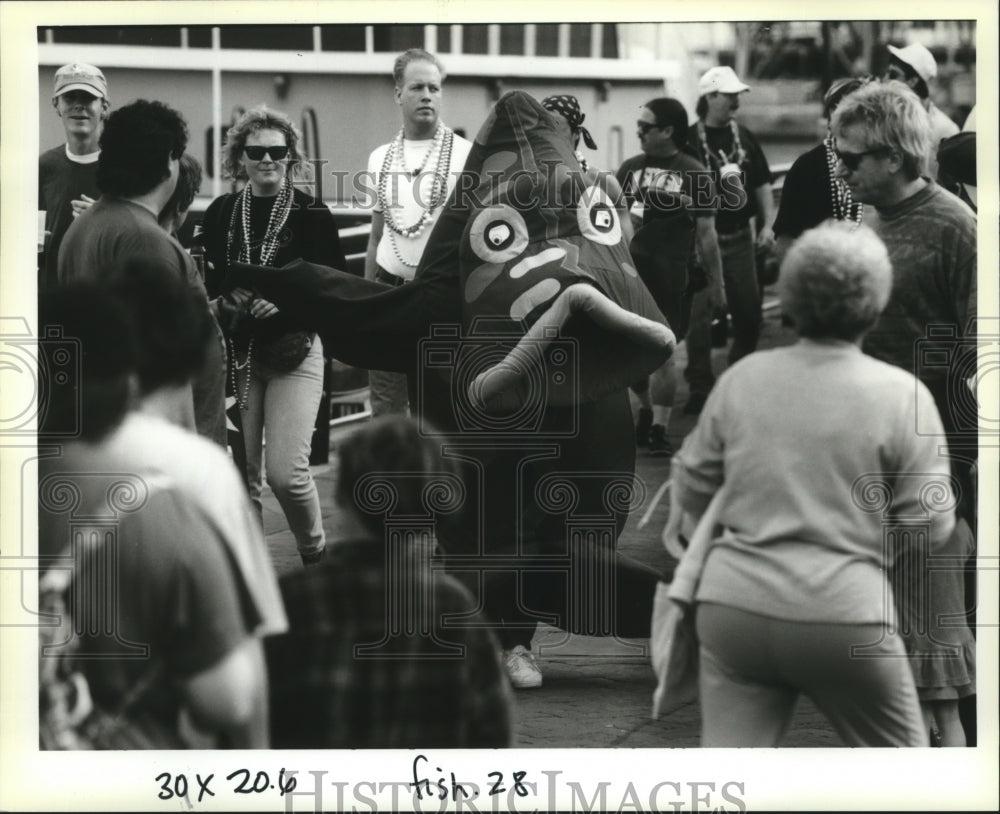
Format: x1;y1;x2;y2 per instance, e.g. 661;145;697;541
887;43;937;83
698;66;751;96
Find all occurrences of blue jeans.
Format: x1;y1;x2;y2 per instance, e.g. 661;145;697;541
242;335;326;558
369;267;410;417
684;225;761;395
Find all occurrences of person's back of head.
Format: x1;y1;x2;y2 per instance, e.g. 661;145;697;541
822;76;873;121
159;153;203;233
779;221;892;342
335;415;454;539
106;261;212;397
541;95;598;151
97;99;188;198
937;130;977;210
38;283;138;442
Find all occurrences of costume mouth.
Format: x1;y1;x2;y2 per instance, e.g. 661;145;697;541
508;246;567;281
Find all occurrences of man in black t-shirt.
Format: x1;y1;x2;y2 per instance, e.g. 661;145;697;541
616;97;725;454
683;67;774;414
773;77;870;265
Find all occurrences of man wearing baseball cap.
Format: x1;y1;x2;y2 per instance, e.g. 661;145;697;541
38;63;109;289
682;65;773;415
884;43;958;179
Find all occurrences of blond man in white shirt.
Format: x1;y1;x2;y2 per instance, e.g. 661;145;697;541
364;48;473;415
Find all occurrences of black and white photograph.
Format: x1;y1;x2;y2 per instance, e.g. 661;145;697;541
1;0;997;810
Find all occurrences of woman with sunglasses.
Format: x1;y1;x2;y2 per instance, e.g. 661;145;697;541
202;106;346;567
772;76;872;265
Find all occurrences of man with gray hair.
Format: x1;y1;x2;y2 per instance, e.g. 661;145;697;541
363;48;473;416
832;78;977;745
832;80;976;435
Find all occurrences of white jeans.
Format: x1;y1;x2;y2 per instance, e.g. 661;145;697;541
241;335;325;557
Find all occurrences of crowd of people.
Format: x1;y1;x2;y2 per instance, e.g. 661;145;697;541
37;39;977;750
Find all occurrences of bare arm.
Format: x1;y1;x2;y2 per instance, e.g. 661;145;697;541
753;183;775;247
364;211;385;281
181;637;269;748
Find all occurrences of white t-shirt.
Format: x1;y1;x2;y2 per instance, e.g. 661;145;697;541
925;102;960;180
48;411;288;637
367;129;473;280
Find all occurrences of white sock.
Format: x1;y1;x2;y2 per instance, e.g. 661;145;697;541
652;406;672;427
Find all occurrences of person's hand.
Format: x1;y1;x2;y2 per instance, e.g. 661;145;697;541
227;287;255;308
756;224;775;249
708;278;727;311
249;297;279;320
70;194;96;219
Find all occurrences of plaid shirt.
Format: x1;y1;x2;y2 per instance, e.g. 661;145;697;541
266;539;513;748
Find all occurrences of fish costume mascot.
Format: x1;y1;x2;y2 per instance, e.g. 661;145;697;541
229;92;675;677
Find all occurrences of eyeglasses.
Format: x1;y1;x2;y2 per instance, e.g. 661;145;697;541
244;145;289;161
834;146;888;171
637;122;664;134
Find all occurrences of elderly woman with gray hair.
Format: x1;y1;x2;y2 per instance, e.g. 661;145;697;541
669;221;956;747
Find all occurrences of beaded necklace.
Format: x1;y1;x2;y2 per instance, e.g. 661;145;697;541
227;177;293;266
823;136;864;227
224;178;294;409
379;123;455;268
229;335;253;410
696;119;746;171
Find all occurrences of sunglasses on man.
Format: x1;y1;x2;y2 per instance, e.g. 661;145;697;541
244;145;290;161
637;121;666;134
834;145;889;172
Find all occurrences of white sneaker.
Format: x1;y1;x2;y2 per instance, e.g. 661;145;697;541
503;645;543;689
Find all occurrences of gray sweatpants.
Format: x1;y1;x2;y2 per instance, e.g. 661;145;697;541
696;602;927;747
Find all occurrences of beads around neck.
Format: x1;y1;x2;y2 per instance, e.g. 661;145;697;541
379;123;456;268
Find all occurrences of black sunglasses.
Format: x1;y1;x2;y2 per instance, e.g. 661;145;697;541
244;145;289;161
834;146;888;171
637;121;665;134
